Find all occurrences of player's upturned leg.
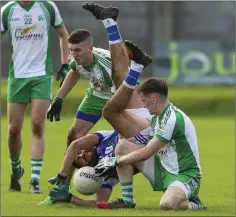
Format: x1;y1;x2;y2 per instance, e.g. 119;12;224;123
82;3;128;88
102;41;152;134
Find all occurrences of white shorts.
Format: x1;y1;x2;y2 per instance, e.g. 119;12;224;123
120;108;152;145
141;155;155;184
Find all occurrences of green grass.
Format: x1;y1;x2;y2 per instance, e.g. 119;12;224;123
1;115;235;216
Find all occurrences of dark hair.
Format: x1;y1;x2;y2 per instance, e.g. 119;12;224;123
138;77;168;97
72;148;99;169
68;29;93;44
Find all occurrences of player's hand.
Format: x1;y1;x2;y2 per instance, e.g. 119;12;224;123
94;156;120;177
49;184;72;202
56;64;69;87
47;97;63;122
47;173;67;185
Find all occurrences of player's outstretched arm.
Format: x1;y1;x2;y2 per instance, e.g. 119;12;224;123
118;137;165;165
59;134;99;177
48;134;99;186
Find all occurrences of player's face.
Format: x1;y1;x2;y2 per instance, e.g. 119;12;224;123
75;150;94;167
140;92;159;115
69;43;93;65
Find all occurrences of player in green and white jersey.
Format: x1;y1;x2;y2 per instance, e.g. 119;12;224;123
1;0;69;193
81;3;206;211
47;29;115;147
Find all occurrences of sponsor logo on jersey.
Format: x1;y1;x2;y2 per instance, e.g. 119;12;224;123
158;149;167;155
10;17;20;22
15;26;44;40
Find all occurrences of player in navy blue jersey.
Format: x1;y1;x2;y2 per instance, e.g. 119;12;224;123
39;130;123;206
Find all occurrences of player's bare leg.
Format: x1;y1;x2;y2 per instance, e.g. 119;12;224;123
159;187;207;211
8;103;27;191
97;140;145;209
82;3;152;138
82;3;128;88
30;99;50;193
103;41;152;138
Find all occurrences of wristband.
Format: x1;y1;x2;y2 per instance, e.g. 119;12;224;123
54;96;63;102
62;64;69;68
57;173;67;180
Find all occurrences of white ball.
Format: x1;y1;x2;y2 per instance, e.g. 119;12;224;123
73;166;102;195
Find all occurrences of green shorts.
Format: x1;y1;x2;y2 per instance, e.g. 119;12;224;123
8;75;53;103
78;88;109;116
142;155;201;199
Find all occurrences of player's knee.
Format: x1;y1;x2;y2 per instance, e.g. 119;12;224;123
67;127;84;148
67;128;76;147
32;119;44;138
159;199;174;210
159;196;179;210
8;124;21;137
102;103;112;121
115;142;126;156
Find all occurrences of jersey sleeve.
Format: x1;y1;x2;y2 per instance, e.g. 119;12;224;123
1;1;14;34
93;132;104;144
1;7;5;33
69;60;77;72
47;1;64;29
155;112;176;143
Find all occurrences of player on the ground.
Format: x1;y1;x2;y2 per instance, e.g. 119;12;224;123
82;3;207;211
1;0;69;193
39;130;139;206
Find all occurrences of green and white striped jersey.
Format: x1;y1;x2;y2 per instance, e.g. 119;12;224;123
150;103;201;177
1;1;63;78
70;48;115;99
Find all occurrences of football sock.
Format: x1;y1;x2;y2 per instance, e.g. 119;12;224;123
102;18;122;44
121;182;134;207
31;159;43;183
123;61;144;89
10;156;21;176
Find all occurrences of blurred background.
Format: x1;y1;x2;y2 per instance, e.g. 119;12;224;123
1;1;235;80
1;1;235;116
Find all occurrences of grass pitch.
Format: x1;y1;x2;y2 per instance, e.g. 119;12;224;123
1;115;235;216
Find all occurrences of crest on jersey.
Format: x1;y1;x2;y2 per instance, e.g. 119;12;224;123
38;15;44;21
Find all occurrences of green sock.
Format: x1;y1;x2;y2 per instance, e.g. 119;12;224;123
10;156;21;176
121;182;134;207
31;159;43;183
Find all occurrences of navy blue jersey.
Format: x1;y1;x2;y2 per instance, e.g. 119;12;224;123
93;130;119;190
